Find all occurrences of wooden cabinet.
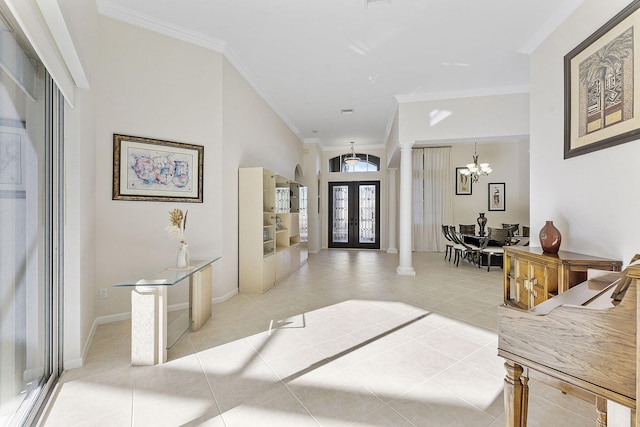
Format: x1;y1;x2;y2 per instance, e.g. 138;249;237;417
503;246;622;309
262;255;275;290
239;167;305;293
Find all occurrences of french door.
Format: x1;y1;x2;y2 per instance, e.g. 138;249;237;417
328;181;380;249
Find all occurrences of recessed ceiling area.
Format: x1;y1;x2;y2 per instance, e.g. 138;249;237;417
97;0;583;149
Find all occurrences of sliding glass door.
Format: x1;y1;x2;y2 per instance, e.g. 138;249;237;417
0;14;63;426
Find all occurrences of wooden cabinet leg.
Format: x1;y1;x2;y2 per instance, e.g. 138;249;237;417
504;361;528;427
595;396;607;427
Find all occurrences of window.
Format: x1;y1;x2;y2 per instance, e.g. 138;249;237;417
329;154;380;172
0;12;64;425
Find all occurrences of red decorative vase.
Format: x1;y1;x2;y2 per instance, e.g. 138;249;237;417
539;221;561;254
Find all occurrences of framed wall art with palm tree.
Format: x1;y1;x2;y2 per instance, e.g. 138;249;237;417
564;0;640;158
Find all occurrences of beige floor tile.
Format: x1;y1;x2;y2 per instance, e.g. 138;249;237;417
357;404;416;426
416;329;484;361
430;362;504;417
41;250;595;427
286;368;385;426
342;341;457;403
388;379;498;427
218;391;318;427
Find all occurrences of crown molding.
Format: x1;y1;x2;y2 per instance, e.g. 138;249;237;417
321;143;385;152
223;46;302;141
518;0;584;55
383;101;398;146
395;85;530;104
96;0;227;52
96;0;304;144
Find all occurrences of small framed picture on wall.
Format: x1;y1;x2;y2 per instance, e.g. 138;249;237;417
488;182;505;211
455;167;472;195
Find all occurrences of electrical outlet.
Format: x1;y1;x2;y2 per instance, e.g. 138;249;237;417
99;288;108;299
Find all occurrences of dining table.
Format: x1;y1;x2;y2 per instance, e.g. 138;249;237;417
462;234;513;268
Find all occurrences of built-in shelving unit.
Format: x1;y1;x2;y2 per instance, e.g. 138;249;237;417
239;167;307;293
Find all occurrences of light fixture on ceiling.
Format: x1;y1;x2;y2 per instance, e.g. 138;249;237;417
460;142;492;183
344;142;361;166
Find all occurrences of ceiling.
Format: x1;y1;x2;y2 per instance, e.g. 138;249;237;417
97;0;583;151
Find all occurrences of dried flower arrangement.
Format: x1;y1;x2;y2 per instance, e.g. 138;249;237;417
165;208;188;243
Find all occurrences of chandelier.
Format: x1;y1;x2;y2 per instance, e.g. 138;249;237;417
460;142;492;183
344;141;360;166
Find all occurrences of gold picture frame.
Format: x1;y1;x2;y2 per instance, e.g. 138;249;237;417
112;134;204;203
565;0;640;158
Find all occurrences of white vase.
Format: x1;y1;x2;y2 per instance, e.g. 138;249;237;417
176;242;189;269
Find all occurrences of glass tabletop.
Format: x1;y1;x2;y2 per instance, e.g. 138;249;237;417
113;257;221;286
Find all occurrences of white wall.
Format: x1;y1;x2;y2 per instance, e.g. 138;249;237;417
451;141;530;233
221;57;302;299
398;92;529;143
94;17;225;317
302;142;322;253
530;0;640;263
60;0;98;367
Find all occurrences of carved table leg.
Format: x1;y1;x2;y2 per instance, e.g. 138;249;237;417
504;361;529;427
595;396;607;427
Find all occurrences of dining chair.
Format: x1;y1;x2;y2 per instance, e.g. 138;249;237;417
447;226;468;266
450;226;481;267
459;224;476;235
502;223;519;237
441;224;455;261
480;227;511;272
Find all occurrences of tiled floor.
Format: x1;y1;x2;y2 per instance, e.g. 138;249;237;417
42;250;595;426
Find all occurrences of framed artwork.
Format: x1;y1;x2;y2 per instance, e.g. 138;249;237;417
0;122;27;199
455;167;472;195
488;182;505;211
564;0;640;158
113;134;204;203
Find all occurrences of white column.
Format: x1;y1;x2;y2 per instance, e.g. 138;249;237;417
397;142;416;276
386;168;398;254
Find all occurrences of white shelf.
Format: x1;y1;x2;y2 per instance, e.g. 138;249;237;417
240;167;306;293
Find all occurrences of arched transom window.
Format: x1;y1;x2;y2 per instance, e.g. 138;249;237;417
329;153;380;172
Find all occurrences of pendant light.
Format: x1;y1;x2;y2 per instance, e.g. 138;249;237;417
344;142;360;166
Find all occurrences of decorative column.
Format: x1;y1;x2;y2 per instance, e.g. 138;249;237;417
396;141;415;275
386;168;398;254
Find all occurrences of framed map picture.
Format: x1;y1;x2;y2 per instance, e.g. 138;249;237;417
0;123;26;199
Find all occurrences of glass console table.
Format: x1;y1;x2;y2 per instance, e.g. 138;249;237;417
114;257;221;365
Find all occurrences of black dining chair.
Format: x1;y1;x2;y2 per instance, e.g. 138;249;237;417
480;227;511;272
441;225;455;262
450;226;481;267
502;223;519;237
447;226;468;266
459;224;476;235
